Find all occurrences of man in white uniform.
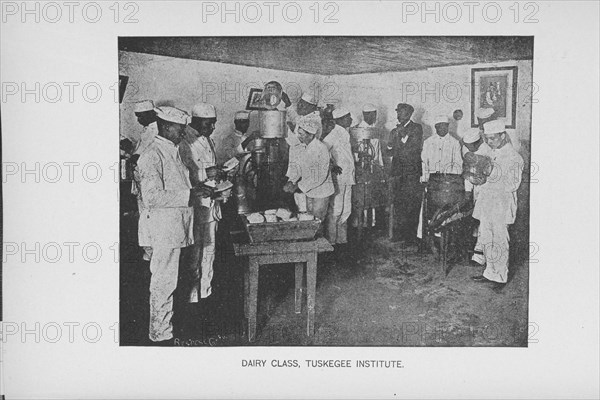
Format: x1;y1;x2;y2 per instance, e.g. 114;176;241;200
471;120;523;286
284;113;334;235
131;100;159;261
179;103;221;302
355;103;384;167
216;110;250;165
286;91;320;212
354;104;384;228
324;108;356;245
137;106;195;343
133;100;159;155
418;115;463;239
461;128;492;266
421;115;463;181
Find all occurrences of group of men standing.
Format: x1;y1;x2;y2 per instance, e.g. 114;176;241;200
130;100;227;344
385;104;524;288
126;87;523;344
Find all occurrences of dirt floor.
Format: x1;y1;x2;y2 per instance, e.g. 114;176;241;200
120;221;529;347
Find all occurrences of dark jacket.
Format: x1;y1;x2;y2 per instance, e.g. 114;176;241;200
388;121;423;178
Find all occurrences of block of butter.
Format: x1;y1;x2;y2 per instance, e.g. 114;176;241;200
275;208;292;221
246;212;265;224
298;213;315;221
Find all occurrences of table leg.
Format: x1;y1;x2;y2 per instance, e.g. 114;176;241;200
306;252;318;337
294;262;304;314
248;257;259;342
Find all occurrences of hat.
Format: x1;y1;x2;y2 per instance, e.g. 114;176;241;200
234;110;250;120
362;103;377;112
191;103;217;118
332;108;351;119
297;113;322;135
477;107;495;119
463;128;482;144
134;100;154;113
154;106;189;125
483;119;506;135
432;114;449;125
300;92;318;105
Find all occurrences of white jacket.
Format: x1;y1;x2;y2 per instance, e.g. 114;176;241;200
137;136;193;248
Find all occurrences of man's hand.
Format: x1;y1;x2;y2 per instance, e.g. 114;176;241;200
331;165;343;175
191;185;214;199
281;91;292;107
283;181;295;193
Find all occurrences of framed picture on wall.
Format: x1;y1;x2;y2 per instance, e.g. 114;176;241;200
471;66;518;128
246;88;267;111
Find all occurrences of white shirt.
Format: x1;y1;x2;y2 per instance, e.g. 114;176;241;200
293;138;335;199
179;126;221;222
137;135;193;248
286;111;320;182
472;143;523;225
421;134;463;181
323;124;356;186
217;128;246;165
355;120;383;167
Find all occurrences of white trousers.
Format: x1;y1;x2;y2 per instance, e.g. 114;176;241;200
327;185;352;244
149;247;181;342
188;221;217;301
477;217;510;283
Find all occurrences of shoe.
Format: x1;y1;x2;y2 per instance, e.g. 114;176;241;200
469;260;484;268
471;275;491;283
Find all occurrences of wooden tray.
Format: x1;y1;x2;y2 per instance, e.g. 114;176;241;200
242;216;321;243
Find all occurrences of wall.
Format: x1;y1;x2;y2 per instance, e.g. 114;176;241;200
120;53;532;157
119;51;322;150
325;59;533;153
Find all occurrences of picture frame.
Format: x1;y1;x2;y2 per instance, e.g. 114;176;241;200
246;88;267;111
471;66;518;128
118;75;129;104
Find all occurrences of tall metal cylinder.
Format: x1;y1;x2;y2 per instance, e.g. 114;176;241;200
258;110;287;138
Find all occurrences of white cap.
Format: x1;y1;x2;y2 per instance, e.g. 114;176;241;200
134;100;154;113
432;114;449;125
300;92;318;105
154;106;189;125
332;108;351;119
477;107;495;119
191;103;217;118
297;113;322;135
483;119;506;135
362;103;377;112
234;110;250;120
463;128;482;144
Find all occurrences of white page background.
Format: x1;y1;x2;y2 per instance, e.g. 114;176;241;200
1;1;599;399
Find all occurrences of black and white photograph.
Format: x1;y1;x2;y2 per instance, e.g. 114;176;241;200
118;36;534;347
2;1;599;399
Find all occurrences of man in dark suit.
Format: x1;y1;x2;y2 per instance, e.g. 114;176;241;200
386;103;424;244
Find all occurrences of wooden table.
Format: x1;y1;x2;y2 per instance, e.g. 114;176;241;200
233;237;333;342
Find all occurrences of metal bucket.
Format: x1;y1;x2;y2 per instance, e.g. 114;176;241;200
427;173;465;212
259;110;287;138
